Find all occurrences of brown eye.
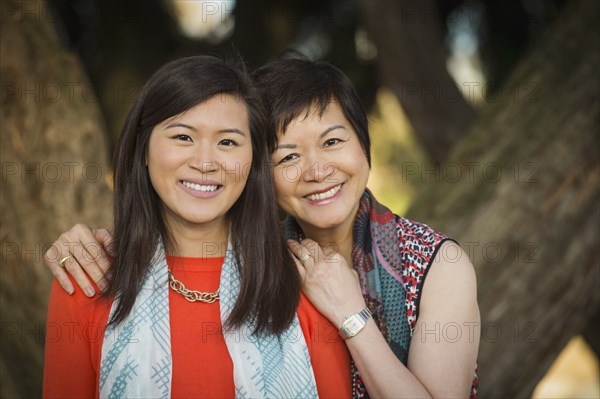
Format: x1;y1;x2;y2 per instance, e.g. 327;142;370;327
278;153;299;164
219;139;239;146
324;138;341;147
174;134;192;142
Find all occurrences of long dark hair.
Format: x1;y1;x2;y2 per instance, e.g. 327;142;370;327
105;55;300;334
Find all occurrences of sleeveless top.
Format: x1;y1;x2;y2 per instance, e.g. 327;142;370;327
284;189;478;398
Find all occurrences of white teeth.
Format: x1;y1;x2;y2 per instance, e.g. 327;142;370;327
182;181;219;192
305;184;341;201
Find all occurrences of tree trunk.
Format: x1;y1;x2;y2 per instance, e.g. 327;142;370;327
360;0;478;164
0;1;112;397
407;1;599;397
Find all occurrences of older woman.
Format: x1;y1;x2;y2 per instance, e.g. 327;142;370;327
256;56;479;398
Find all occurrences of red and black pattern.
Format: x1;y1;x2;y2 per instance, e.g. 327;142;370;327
396;216;448;334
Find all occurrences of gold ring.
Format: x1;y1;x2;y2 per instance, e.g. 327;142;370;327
299;253;312;266
59;255;72;268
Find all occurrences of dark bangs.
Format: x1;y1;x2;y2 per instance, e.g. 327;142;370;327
253;52;371;165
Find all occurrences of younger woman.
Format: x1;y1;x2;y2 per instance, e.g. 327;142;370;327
43;55;350;398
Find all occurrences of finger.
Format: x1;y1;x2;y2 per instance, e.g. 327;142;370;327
287;239;303;258
87;228;114;289
321;244;337;260
289;250;307;281
44;244;74;295
287;240;316;272
78;237;110;292
93;228;114;292
70;225;110;292
300;238;326;264
59;241;96;297
94;228;115;258
58;226;100;297
60;255;96;297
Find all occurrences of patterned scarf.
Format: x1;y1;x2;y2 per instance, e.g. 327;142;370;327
284;189;418;398
99;241;319;398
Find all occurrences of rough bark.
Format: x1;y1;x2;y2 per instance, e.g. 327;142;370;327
407;1;599;397
360;0;478;163
0;1;112;397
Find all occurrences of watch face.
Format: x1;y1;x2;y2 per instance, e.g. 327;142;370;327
343;315;362;335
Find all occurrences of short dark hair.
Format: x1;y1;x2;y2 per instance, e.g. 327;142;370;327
107;55;300;334
253;52;371;166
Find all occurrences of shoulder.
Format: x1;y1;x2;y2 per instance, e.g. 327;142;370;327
431;241;476;277
393;216;466;326
395;216;448;253
394;215;450;287
47;276;112;325
421;241;478;315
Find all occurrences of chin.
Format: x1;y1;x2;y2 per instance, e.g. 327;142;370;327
302;216;347;231
180;212;224;225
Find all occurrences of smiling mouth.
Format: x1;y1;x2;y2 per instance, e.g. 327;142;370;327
304;184;342;201
181;180;222;192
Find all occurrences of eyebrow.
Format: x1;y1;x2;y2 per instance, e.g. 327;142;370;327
275;125;346;150
165;123;246;136
165;122;196;131
217;128;246;136
320;125;346;138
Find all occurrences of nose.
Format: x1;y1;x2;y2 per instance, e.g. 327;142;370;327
188;144;219;174
301;153;336;183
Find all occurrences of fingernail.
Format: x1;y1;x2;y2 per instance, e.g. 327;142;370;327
67;287;74;295
85;287;96;297
98;281;108;291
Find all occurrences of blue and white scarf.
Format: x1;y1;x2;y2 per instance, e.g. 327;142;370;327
99;241;319;398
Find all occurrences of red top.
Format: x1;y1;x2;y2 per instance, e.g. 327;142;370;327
43;256;351;398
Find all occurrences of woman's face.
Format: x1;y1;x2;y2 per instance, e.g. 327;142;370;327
147;94;252;232
272;102;369;233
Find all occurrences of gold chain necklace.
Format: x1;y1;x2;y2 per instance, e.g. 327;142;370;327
167;269;219;303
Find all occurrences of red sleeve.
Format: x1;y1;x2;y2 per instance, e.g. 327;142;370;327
298;293;352;399
43;279;109;399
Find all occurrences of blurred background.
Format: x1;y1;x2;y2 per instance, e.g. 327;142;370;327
1;0;598;397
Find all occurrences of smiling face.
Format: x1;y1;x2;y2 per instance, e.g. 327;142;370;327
147;94;252;234
272;102;370;235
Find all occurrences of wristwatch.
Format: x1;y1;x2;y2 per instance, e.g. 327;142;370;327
339;307;372;339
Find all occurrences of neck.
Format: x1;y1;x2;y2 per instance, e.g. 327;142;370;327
164;216;229;258
297;216;356;265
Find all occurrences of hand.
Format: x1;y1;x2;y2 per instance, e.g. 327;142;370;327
288;239;366;327
44;224;114;297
